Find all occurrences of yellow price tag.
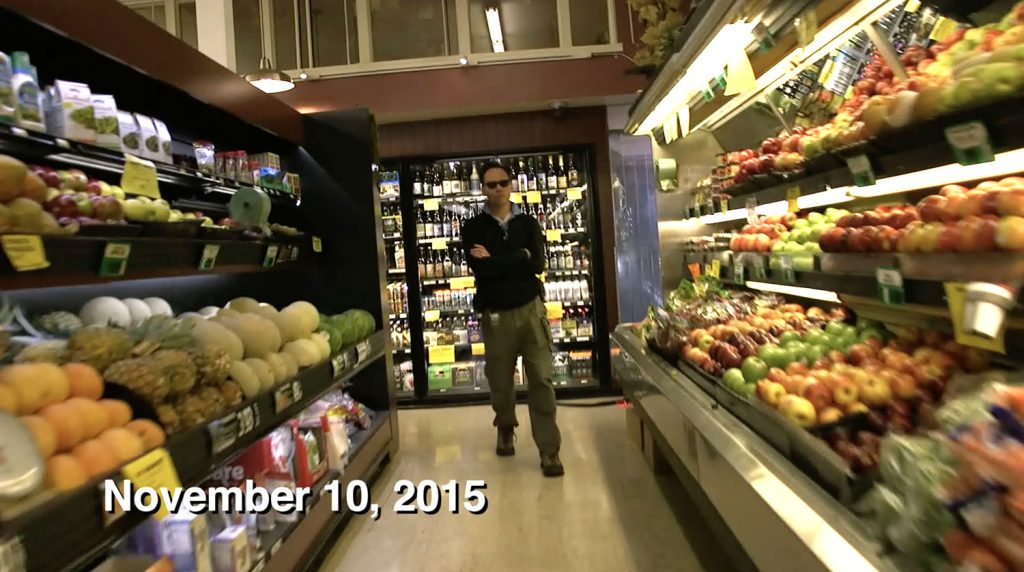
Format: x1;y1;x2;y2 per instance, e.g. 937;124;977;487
526;191;541;204
431;238;448;250
119;448;182;520
429;345;456;364
1;234;50;272
545;301;564;320
905;0;920;12
449;276;475;289
929;17;958;42
423;199;440;211
724;50;756;96
120;154;161;199
424;309;440;322
720;198;728;215
944;283;1006;353
538;272;546;282
708;259;721;278
312;236;322;252
510;193;522;204
567;188;583;200
471;343;486;356
546;229;562;242
787;186;800;213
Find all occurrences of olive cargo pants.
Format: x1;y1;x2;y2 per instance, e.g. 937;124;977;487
481;297;561;456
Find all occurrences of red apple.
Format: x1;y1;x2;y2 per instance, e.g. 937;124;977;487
832;377;860;407
46;194;80;218
863;210;883;226
997;188;1024;217
819;227;849;252
940;184;968;197
996;215;1024;250
918;195;952;223
803;382;834;412
873;225;899;252
937;222;961;252
959;216;997;252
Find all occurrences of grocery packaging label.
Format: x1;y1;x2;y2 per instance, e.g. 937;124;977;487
945;122;994;165
198;244;220;270
944;282;1006;354
99;242;131;277
118;448;182;520
121;153;161;199
546;229;562;242
876;266;905;306
846;155;875;187
428;345;455;364
1;234;49;271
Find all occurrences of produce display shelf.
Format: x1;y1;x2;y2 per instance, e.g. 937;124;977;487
0;331;386;572
253;411;391;570
698;95;1024;221
0;235;311;290
0;124;299;202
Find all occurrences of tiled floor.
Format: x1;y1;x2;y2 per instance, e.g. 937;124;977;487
319;402;736;572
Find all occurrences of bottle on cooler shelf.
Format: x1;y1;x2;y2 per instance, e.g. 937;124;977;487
469;162;481;194
509;160;520;193
546;155;558;190
432;165;443;197
562;246;573;271
517;158;528;193
413;169;423;196
537;157;548;191
557;155;568;189
567;155;580;187
451;162;462;195
394;242;405;270
416;209;426;238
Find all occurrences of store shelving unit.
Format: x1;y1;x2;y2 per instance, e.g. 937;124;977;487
621;1;1024;571
379;149;610;403
0;5;397;571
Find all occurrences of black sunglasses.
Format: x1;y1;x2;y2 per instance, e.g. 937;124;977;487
484;179;511;190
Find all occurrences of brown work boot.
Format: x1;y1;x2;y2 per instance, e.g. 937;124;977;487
540;453;564;477
496;427;515;456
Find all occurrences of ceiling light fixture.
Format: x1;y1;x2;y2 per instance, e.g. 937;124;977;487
246;57;295;93
485;7;505;53
458;56;469;65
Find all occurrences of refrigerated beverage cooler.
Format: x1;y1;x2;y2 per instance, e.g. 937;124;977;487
376;148;611;403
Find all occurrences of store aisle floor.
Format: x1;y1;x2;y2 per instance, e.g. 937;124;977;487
320;402;736;572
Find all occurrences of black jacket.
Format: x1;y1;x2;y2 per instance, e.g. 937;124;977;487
461;210;545;312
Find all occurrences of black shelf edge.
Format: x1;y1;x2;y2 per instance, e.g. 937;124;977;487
3;330;386;572
1;235;311;290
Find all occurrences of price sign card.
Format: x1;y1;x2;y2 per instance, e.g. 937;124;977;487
567;188;583;200
945;121;994;165
472;343;486;356
119;448;182;520
199;244;220;270
1;234;49;272
121;154;161;199
423;199;440;211
526;191;542;204
546;229;562;242
99;242;131;277
786;186;801;212
944;282;1006;353
429;345;456;364
208;403;261;455
545;301;564;320
876;267;905;306
846;154;876;187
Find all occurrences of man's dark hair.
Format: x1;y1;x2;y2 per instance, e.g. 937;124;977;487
480;161;511;181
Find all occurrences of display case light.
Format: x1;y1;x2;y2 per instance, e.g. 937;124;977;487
485;8;505;53
636;19;760;135
696;0;904;133
744;281;841;303
846;147;1024;198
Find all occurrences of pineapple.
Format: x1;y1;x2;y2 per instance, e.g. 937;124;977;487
218;380;243;406
187;346;231;386
67;327;133;371
156;403;182;434
130;315;194;356
195;386;227;419
174;394;207;430
33;311;83;337
104;357;168;405
150;349;198;396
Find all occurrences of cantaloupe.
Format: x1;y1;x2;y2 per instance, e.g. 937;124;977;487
279;352;299;379
310;332;331;361
242;358;275;390
66;397;110;439
79;296;131;327
229;361;261;398
192;319;244;361
125;419;166;450
143;297;173;317
21;415;57;458
269;311;305;343
98;427;145;462
72;439;120;477
46;454;88;491
40;402;85;452
222;314;282;358
122;298;152;326
0;363;70;414
63;362;104;400
99;399;132;427
0;384;18;414
254;303;278;318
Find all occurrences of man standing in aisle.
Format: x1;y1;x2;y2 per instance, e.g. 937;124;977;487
462;161;563;477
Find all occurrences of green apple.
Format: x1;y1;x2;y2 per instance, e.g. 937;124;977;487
201;216;214;227
168;209;183;222
740;357;769;384
779;331;801;346
723;368;746;389
739;382;757;399
807;212;825;224
123;198;148;222
825;321;846;337
109;186;126;200
806;344;827;364
778;231;791;242
859;328;885;343
149;202;170;222
966;62;1024;99
792;218;810;230
989;44;1024;64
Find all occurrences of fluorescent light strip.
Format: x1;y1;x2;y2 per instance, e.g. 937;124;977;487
847;147;1024;198
744;281;841;303
696;0;904;133
636;20;759;135
485;8;505;53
